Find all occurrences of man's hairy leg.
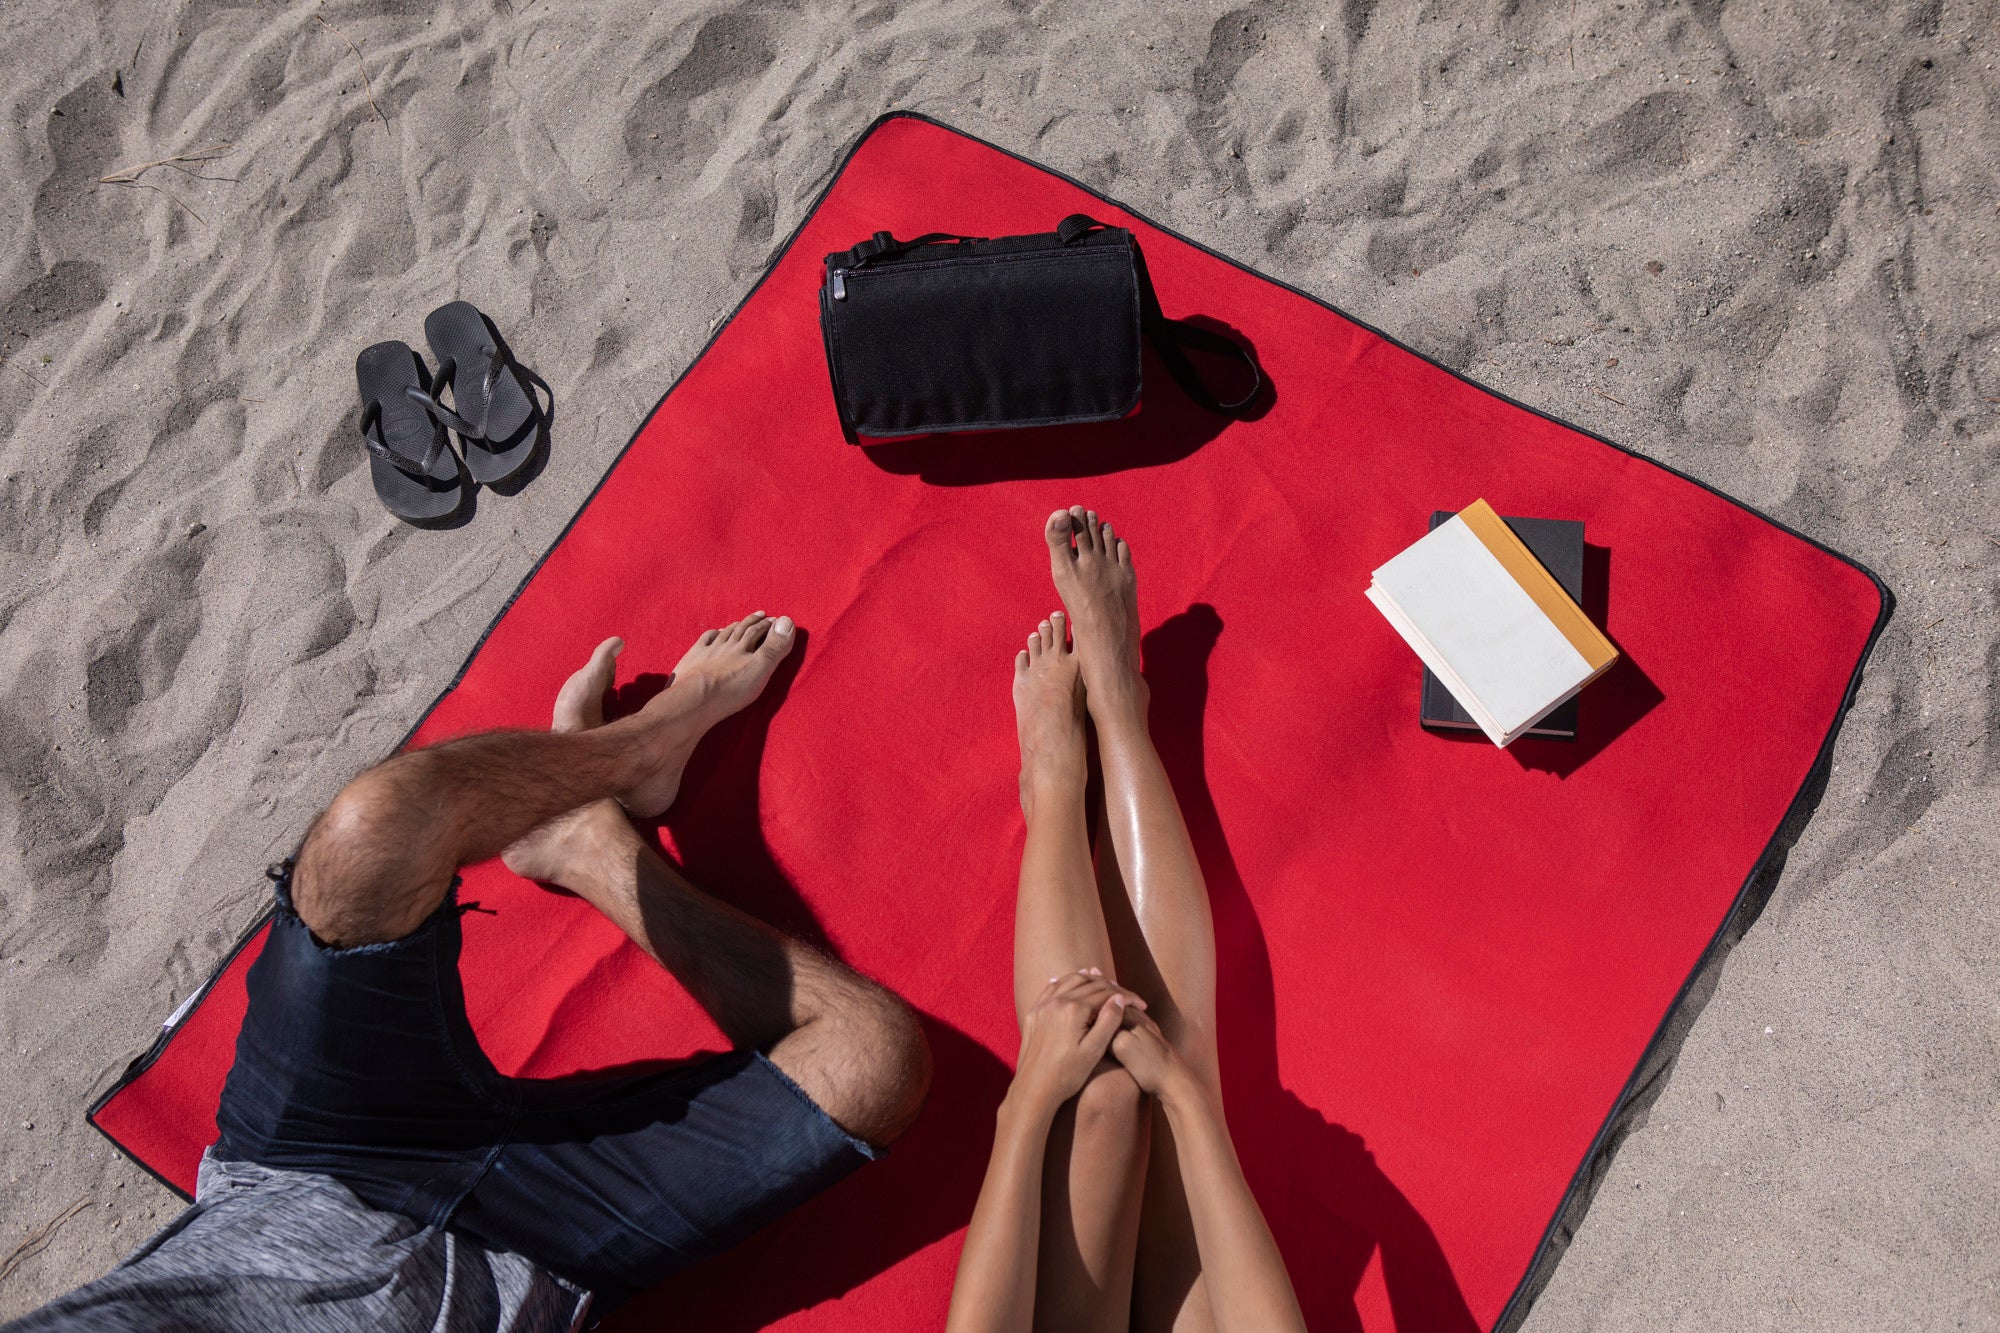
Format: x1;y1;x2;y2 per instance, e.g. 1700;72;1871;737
502;627;931;1146
513;805;930;1145
293;613;795;948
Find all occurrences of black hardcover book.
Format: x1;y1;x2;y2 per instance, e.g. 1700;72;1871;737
1419;511;1587;741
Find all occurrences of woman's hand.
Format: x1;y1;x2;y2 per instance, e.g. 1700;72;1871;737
1009;970;1147;1120
1108;1006;1198;1104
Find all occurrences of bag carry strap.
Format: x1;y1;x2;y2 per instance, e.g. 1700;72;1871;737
1058;214;1262;418
830;230;983;270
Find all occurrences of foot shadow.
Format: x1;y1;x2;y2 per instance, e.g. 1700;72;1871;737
594;629;1014;1328
858;319;1273;486
601;634;831;950
1143;606;1479;1332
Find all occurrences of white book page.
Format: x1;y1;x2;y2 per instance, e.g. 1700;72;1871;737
1366;584;1509;744
1371;518;1594;735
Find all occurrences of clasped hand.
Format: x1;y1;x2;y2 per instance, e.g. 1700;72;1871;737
1010;969;1189;1117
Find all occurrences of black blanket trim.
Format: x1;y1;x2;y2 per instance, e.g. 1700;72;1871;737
86;113;1893;1332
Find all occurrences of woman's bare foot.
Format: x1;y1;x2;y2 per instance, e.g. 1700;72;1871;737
1044;507;1146;725
1013;612;1087;816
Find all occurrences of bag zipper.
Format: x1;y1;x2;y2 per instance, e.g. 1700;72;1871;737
829;241;1104;301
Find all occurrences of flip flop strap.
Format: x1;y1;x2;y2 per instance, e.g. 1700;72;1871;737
424;344;516;441
360;398;448;478
402;382;482;440
470;343;515;440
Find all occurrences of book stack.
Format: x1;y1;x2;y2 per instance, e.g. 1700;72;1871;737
1367;499;1617;748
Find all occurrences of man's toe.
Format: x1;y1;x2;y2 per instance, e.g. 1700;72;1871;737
1046;508;1074;555
1069;505;1093;552
757;616;796;662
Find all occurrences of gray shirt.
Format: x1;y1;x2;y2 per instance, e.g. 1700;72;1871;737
3;1153;589;1332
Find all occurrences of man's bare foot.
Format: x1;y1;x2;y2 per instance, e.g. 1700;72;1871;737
504;613;797;883
503;636;639;885
503;795;638;889
622;611;797;817
1044;507;1146;723
1013;612;1087;815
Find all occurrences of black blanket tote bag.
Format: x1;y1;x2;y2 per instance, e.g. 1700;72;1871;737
818;214;1261;440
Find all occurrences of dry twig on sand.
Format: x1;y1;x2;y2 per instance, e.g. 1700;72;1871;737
119;181;206;224
316;14;389;130
98;143;234;225
99;144;234;184
2;358;49;389
0;1200;89;1285
1593;388;1626;406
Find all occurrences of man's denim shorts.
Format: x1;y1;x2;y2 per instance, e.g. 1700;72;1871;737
211;862;877;1309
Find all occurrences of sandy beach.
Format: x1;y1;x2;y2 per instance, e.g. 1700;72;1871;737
2;0;1995;1326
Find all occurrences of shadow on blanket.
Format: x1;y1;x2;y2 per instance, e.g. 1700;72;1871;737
601;634;1015;1330
1146;605;1478;1333
596;606;1472;1329
1424;542;1667;779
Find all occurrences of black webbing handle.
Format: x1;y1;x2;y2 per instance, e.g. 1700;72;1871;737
831;230;984;270
1060;215;1261;417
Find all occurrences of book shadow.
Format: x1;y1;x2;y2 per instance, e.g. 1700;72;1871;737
593;632;1014;1330
1427;543;1665;778
857;317;1272;485
1145;606;1479;1333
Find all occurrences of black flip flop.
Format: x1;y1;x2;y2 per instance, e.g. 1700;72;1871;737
355;342;464;522
421;300;545;486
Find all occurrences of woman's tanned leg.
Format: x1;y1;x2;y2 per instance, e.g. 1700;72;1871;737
1010;613;1150;1330
1012;613;1115;1013
1093;813;1215;1332
1047;507;1222;1332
